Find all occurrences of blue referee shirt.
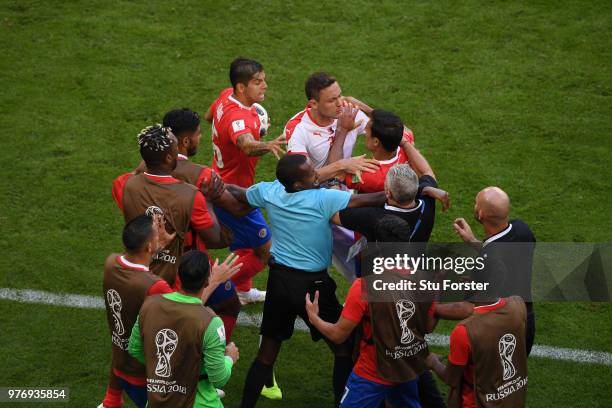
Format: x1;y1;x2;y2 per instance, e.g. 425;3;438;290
246;180;351;272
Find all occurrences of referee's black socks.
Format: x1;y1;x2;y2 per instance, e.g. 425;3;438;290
241;359;273;408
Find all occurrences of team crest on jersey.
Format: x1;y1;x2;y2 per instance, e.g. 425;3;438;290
224;281;232;290
258;228;268;238
232;119;245;133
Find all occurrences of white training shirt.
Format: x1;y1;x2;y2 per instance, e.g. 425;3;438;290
284;108;369;169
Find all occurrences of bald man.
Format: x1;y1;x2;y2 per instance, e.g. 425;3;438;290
453;186;536;355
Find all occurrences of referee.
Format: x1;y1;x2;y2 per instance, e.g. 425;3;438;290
453;186;537;355
229;154;387;407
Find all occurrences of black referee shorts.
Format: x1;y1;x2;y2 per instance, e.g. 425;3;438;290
260;260;343;342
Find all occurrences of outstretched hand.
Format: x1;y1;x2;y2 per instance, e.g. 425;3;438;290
453;218;477;243
210;253;243;287
341;155;380;181
305;290;320;321
152;213;175;250
266;134;287;159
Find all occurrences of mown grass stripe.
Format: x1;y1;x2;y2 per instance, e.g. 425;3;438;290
2;287;610;366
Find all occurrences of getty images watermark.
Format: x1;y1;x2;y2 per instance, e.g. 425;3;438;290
357;242;612;303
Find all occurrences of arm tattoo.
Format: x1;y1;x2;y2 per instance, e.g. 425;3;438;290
237;133;270;156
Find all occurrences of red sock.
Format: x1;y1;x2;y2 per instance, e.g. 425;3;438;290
232;249;265;292
220;314;237;342
102;384;123;408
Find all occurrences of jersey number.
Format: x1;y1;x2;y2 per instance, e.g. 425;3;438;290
211;123;224;168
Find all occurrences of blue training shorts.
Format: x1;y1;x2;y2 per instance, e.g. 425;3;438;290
214;207;271;251
116;377;147;408
206;279;236;305
340;371;421;408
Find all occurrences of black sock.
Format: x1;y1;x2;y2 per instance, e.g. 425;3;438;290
264;370;274;387
241;359;273;408
332;355;353;407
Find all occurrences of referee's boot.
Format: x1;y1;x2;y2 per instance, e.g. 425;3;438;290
260;372;282;400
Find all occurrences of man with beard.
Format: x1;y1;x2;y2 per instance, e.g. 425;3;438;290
112;124;229;288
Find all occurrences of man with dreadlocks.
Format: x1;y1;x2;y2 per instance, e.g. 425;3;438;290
163;108;245;342
112;124;230;289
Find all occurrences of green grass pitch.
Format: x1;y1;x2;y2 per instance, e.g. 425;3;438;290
0;0;611;407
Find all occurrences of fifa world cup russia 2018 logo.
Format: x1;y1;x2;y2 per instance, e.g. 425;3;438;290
499;333;517;380
395;300;416;345
145;206;164;217
155;329;178;378
106;289;125;336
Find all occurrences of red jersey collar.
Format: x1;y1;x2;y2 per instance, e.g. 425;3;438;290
473;298;506;313
228;94;253;110
117;255;149;272
376;147;401;165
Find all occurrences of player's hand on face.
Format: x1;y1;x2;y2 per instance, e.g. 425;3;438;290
200;172;226;202
210;253;243;287
338;103;361;131
453;218;476;242
152;213;175;249
342;155;380;175
305;290;320;320
225;342;239;363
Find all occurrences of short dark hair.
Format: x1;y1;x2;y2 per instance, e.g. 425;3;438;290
305;72;337;101
229;58;263;89
163;109;200;140
178;251;211;293
123;215;154;253
276;154;308;192
370;109;404;152
137;124;175;167
374;215;412;242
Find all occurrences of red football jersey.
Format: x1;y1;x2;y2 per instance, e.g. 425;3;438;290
345;147;409;193
210;88;262;188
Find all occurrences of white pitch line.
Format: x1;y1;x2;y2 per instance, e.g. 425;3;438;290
1;288;611;366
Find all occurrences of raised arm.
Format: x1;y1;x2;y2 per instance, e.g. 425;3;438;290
343;96;374;115
401;137;435;179
326;104;361;165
